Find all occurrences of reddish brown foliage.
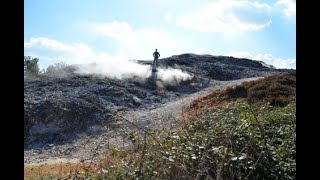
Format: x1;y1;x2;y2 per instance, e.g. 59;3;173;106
182;91;228;122
182;72;296;122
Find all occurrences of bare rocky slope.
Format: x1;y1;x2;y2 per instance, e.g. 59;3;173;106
139;53;283;80
24;54;295;164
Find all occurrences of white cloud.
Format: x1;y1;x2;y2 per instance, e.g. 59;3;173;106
24;38;89;55
226;51;256;58
193;48;217;55
225;51;296;69
275;0;296;17
252;53;295;69
176;0;272;32
175;48;296;69
25;20;183;65
93;21;134;43
24;37;116;66
93;21;180;60
164;11;172;23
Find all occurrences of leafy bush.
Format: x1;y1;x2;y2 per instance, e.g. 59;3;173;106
225;85;247;98
226;73;296;106
96;101;296;179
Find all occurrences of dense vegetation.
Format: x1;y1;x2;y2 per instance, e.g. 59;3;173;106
92;102;295;180
225;72;296;106
87;73;295;179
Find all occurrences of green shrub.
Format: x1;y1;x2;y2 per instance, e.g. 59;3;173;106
226;85;247;98
97;101;296;180
233;73;296;106
247;82;269;102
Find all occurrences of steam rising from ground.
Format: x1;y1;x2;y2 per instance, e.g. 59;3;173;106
74;60;151;80
73;60;193;85
157;68;193;86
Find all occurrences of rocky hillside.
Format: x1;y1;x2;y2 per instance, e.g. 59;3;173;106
139;53;289;81
24;54;294;149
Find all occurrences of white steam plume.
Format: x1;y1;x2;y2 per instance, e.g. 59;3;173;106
73;60;193;85
157;67;193;86
74;60;151;80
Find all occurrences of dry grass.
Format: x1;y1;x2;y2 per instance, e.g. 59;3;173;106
24;162;97;179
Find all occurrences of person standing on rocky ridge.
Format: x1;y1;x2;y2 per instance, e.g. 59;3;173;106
150;49;160;85
153;49;160;67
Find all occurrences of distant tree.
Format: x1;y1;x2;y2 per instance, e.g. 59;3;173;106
24;56;40;77
45;62;77;76
46;64;55;74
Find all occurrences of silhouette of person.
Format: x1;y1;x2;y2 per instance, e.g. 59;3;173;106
153;49;160;66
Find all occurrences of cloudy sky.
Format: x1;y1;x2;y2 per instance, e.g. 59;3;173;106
24;0;296;70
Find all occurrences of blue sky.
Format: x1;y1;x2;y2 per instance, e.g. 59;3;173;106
24;0;296;69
